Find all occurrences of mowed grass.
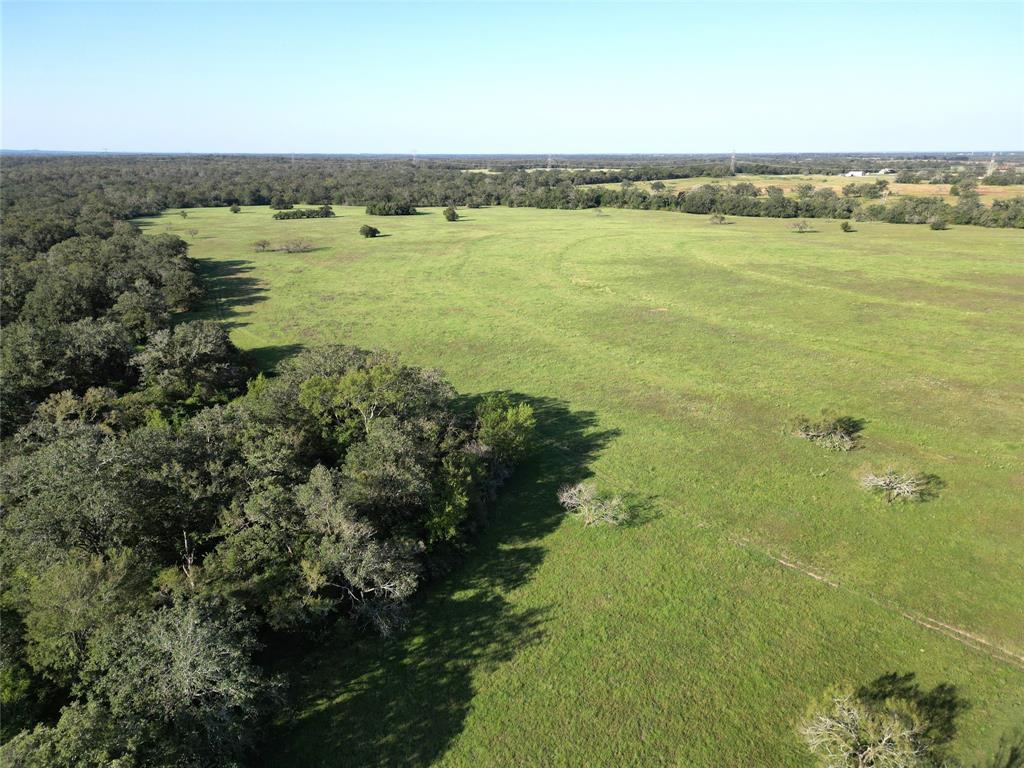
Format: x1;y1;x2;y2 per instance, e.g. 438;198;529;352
586;173;1024;206
138;206;1024;766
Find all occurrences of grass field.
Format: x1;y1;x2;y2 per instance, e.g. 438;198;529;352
139;206;1024;766
585;173;1024;206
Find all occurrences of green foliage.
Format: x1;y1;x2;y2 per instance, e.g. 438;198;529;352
272;204;335;220
366;201;418;216
444;205;459;222
133;320;248;401
360;224;380;238
474;393;536;467
22;549;145;685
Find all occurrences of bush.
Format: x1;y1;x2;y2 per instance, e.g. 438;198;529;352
790;220;813;233
800;688;931;767
272;205;335;220
253;239;271;252
791;410;862;451
474;393;536;467
359;225;380;238
840;221;854;232
280;239;314;253
365;201;417;216
557;482;630;526
860;469;930;502
443;206;459;222
229;204;241;213
708;212;727;225
928;217;948;230
864;468;931;500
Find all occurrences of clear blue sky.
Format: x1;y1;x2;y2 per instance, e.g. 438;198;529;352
2;1;1022;153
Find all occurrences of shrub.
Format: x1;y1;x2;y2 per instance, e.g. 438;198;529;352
443;206;459;222
272;205;335;220
840;221;854;232
474;393;536;467
860;469;930;502
800;688;930;768
365;201;417;216
708;212;727;225
790;220;813;233
229;204;241;213
557;482;630;526
360;225;380;238
280;239;314;253
928;217;948;230
253;239;271;252
791;410;862;451
269;196;293;210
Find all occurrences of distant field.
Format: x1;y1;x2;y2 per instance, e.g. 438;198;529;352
140;206;1024;766
585;173;1024;206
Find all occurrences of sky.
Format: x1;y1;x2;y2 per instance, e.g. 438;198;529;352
2;1;1022;153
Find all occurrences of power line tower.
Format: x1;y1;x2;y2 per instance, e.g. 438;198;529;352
987;152;997;176
730;152;736;174
547;154;553;172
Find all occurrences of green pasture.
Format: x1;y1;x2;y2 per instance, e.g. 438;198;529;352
138;205;1024;766
584;173;1024;206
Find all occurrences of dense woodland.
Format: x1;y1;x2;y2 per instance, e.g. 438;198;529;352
3;153;1023;229
0;157;537;766
1;152;1022;766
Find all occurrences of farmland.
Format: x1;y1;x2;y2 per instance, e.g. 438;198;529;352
138;205;1024;766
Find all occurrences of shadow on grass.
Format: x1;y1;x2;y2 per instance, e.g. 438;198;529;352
246;344;307;374
979;731;1024;768
193;257;268;330
857;672;968;753
265;395;619;767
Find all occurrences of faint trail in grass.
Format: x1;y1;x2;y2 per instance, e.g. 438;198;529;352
731;536;1024;671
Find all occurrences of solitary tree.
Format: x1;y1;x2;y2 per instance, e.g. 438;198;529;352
178;210;189;219
443;206;459;222
840;221;854;232
360;225;380;238
253;239;271;252
187;228;199;239
229;204;241;213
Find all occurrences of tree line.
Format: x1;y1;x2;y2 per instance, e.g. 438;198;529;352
4;154;1021;230
0;161;537;766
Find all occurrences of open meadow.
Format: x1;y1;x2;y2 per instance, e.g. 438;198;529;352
139;205;1024;766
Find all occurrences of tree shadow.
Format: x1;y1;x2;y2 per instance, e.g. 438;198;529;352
977;731;1024;768
857;672;968;751
194;258;268;329
265;395;619;767
246;344;307;374
619;491;662;528
917;473;946;502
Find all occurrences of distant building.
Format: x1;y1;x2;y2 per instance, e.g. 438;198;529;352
843;170;867;177
877;168;896;174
